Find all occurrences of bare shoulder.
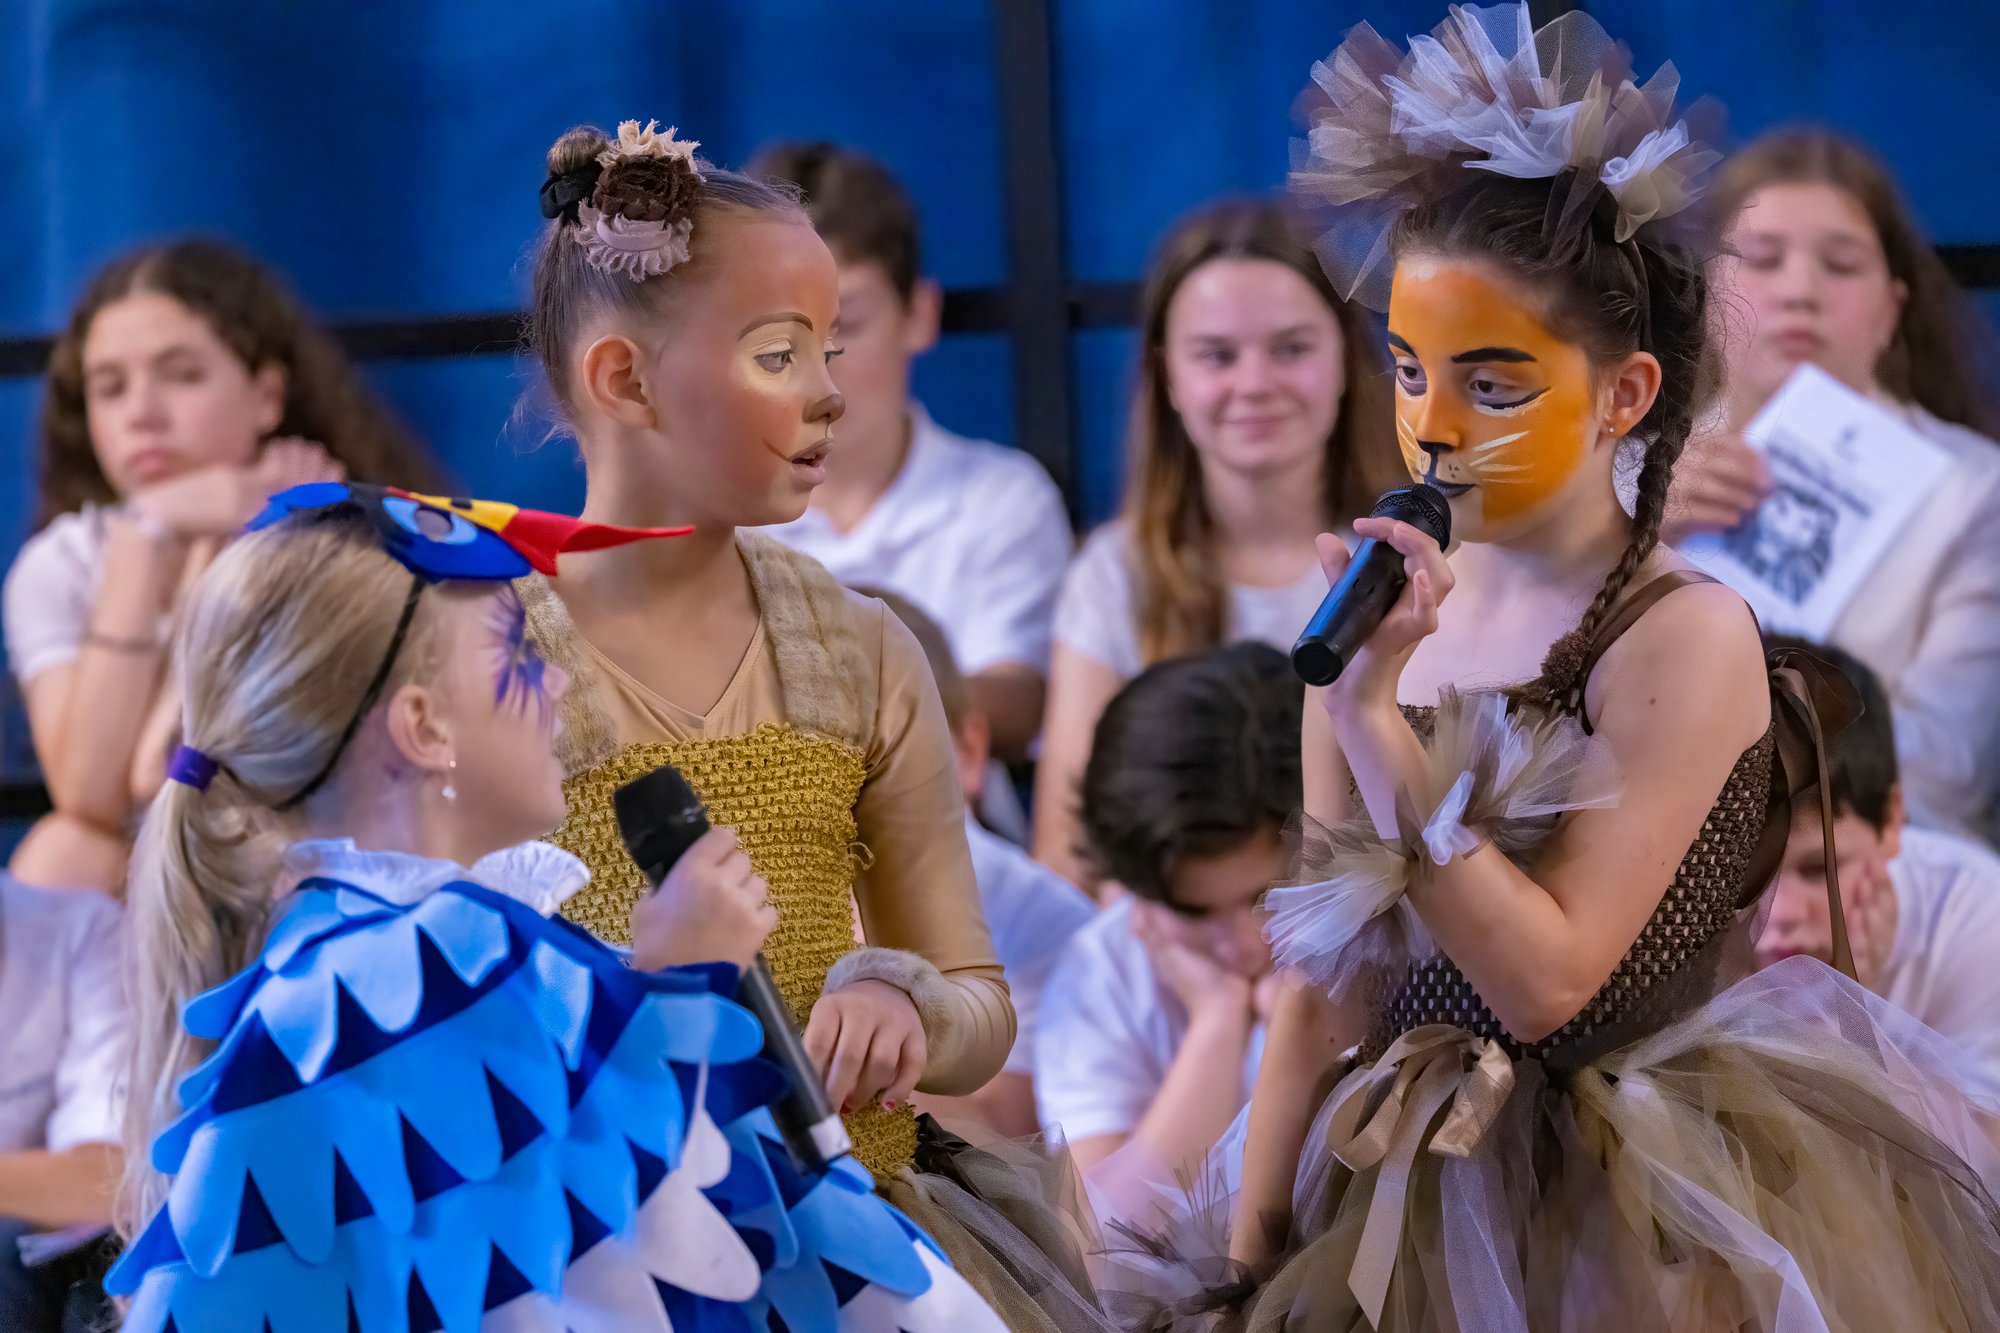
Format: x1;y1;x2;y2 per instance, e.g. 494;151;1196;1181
1588;571;1769;751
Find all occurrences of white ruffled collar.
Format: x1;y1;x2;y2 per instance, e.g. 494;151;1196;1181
281;838;591;917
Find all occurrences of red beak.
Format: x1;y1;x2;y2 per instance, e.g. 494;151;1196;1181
499;509;694;576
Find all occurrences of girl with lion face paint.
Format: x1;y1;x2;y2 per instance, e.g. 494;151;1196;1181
1097;8;2000;1330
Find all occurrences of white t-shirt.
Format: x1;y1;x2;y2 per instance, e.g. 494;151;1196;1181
0;875;130;1152
767;405;1073;676
1053;520;1325;680
1034;898;1266;1146
3;507;112;686
1874;827;2000;1081
964;817;1096;1076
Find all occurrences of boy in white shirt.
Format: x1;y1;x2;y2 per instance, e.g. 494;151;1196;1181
751;142;1072;762
1035;644;1299;1213
0;874;128;1329
1757;636;2000;1082
862;589;1096;1138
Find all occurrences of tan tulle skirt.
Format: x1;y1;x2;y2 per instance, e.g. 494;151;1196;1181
886;1117;1122;1332
1236;957;2000;1332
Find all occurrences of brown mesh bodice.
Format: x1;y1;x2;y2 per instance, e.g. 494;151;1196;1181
1361;702;1776;1065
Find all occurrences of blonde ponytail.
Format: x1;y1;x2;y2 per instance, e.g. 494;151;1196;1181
116;516;448;1237
119;771;283;1233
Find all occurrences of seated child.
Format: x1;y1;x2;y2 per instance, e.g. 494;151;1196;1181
1035;643;1300;1212
860;587;1095;1139
0;875;127;1331
751;141;1073;765
1758;635;2000;1085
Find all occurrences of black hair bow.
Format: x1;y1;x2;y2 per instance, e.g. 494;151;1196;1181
539;164;602;222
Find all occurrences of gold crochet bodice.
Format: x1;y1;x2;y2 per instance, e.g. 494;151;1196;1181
550;723;920;1177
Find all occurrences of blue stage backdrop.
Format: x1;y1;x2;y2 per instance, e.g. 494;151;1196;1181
1;0;1997;799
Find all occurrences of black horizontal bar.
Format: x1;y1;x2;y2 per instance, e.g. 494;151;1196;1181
0;782;52;822
0;240;1997;380
0;282;1147;378
1940;244;2000;290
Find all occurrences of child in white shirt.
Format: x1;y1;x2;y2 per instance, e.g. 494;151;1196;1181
0;874;130;1329
864;589;1096;1138
3;240;439;894
753;142;1072;765
1036;643;1301;1217
1758;635;2000;1086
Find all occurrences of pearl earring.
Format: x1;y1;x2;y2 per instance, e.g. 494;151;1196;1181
441;759;458;803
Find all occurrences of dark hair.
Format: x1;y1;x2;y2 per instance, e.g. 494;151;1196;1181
1763;633;1898;829
1079;642;1303;901
1393;173;1716;699
1711;129;2000;438
529;124;803;418
746;142;921;303
1123;198;1401;666
36;238;441;528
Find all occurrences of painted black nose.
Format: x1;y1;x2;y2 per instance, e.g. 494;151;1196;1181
1418;441;1452;481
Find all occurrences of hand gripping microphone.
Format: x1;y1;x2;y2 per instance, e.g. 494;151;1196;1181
613;764;852;1175
1291;483;1454;687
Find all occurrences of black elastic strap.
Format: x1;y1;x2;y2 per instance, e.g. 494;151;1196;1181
276;573;427;812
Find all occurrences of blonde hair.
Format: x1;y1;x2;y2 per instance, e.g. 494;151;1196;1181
119;515;450;1236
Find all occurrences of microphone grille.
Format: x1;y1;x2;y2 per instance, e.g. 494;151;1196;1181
1371;483;1453;547
612;764;708;870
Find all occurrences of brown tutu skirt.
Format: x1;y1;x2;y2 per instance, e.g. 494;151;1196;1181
1100;958;2000;1332
885;1116;1122;1332
1232;957;2000;1332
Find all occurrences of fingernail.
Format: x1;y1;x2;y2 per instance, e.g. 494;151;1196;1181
882;1099;897;1113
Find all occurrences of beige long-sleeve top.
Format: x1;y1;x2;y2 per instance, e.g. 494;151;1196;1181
544;558;1014;1098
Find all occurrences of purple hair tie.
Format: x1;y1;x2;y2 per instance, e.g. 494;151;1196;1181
168;744;220;792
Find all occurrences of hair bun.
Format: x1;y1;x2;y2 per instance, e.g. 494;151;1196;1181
541;126;611;222
558;121;708;282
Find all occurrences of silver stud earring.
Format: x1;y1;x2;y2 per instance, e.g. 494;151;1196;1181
441;759;458;803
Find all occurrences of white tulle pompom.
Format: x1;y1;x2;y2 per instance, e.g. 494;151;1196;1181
1266;687;1619;1003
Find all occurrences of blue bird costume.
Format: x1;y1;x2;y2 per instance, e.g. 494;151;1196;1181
107;485;1007;1331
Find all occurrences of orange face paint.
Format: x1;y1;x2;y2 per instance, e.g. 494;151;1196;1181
1385;259;1599;539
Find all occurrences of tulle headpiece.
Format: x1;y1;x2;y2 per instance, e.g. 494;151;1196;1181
1293;2;1720;308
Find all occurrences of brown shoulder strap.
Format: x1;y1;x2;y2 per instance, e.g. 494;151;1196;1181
1748;648;1866;981
1562;571;1721;729
1578;570;1722;688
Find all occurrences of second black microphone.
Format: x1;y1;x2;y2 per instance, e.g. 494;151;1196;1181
1291;483;1454;687
612;763;853;1176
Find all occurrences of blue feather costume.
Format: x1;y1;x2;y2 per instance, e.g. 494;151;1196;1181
109;840;1007;1332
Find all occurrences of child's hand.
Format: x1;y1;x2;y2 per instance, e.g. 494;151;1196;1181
128;439;344;540
1133;900;1255;1025
804;980;928;1115
627;827;776;971
249;437;346;502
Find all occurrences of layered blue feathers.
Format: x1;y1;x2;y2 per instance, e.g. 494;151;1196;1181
109;848;1004;1332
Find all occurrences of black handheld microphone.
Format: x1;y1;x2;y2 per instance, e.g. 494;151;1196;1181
613;765;853;1175
1292;483;1454;687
